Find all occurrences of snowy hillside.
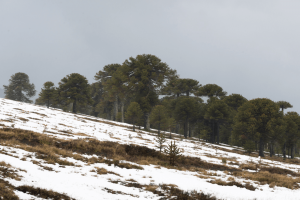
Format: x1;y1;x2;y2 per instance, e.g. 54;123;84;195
1;98;300;200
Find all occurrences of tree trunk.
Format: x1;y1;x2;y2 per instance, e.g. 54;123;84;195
211;120;215;143
283;143;286;158
72;99;77;113
144;113;150;130
133;124;135;132
188;121;191;137
216;122;219;144
259;139;264;157
158;123;160;135
47;99;50;108
175;123;179;134
270;143;273;157
121;101;124;123
184;118;189;138
291;145;294;159
113;95;118;121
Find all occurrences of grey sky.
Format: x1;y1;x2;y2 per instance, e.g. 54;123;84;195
1;0;299;113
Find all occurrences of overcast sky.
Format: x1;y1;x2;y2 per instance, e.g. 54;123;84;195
1;0;299;113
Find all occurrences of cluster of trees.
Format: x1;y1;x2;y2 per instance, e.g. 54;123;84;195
3;54;300;159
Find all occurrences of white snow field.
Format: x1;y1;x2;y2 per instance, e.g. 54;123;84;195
0;98;300;200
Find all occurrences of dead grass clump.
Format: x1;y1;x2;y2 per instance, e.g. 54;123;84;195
240;163;257;171
93;167;121;176
233;170;300;189
15;185;75;200
109;180;216;200
104;159;144;170
0;161;22;181
260;167;299;177
18;117;29;122
103;187;139;198
209;179;256;191
159;184;217;200
0;181;19;200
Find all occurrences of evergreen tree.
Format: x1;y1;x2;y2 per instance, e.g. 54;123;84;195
122;54;177;130
150;105;168;135
35;81;57;108
3;72;36;103
276;101;293;157
174;96;199;138
277;101;293;114
204;98;230;144
125;102;143;131
58;73;93;113
232;98;285;157
155;133;166;152
90;82;104;117
164;141;183;166
284;112;300;159
162;78;200;97
223;94;247;111
95;64;122;121
196;84;227;99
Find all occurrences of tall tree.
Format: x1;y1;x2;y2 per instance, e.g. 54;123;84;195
223;94;247;111
58;73;93;113
90;82;104;117
284;112;300;159
95;64;121;121
35;81;57;108
122;54;177;130
174;96;199;138
276;101;293;157
3;72;36;103
196;84;227;99
125;102;143;131
150;105;168;135
162;78;200;97
277;101;293;114
204;98;230;144
232;98;285;157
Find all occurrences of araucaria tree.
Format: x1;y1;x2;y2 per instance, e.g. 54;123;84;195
174;96;199;138
3;72;36;103
125;102;143;131
150;105;168;135
233;98;285;157
58;73;93;113
35;81;57;108
122;54;177;130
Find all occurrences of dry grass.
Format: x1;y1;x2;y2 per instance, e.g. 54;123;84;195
0;181;19;200
91;167;121;177
239;163;257;171
209;179;256;191
232;170;300;189
15;185;75;200
108;179;216;200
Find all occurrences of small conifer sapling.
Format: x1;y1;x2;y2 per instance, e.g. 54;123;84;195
164;141;183;166
155;133;166;152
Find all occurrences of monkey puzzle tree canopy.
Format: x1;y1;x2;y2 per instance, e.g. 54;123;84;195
3;72;36;103
276;101;293;113
232;98;285;157
196;84;227;99
122;54;177;129
35;81;57;108
58;73;93;113
223;94;247;111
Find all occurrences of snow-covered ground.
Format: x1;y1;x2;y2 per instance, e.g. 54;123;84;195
0;98;300;200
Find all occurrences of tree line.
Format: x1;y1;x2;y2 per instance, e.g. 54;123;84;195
3;54;299;158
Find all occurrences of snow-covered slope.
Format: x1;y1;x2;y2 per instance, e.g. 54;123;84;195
0;98;300;200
